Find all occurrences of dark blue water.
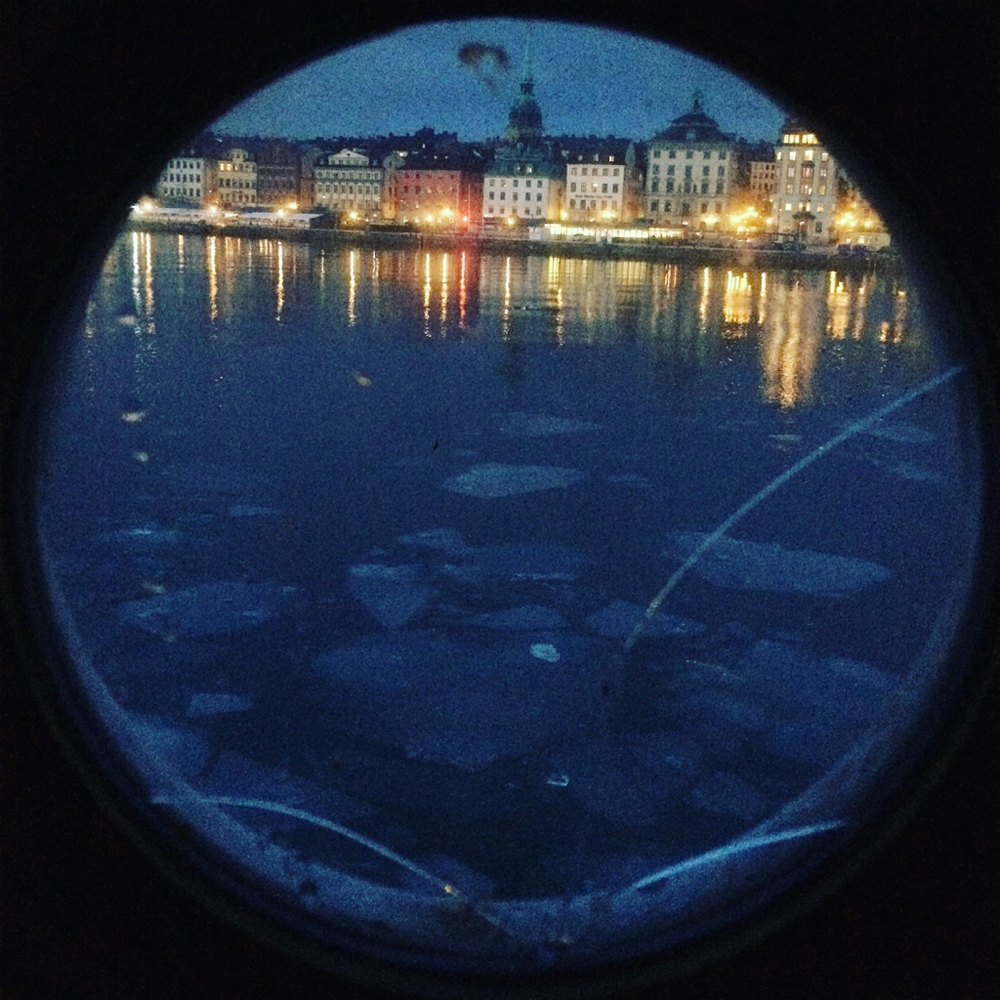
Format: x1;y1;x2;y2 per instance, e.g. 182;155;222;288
37;231;980;940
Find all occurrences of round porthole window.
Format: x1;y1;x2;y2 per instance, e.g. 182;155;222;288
5;12;997;999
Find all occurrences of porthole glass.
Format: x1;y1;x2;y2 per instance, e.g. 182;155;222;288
12;15;995;998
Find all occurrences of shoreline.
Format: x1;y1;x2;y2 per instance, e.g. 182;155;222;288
124;220;898;272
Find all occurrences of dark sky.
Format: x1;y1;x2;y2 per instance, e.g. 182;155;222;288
212;18;787;144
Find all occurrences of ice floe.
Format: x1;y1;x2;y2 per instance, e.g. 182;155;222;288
530;642;561;662
860;420;935;444
228;504;281;517
663;532;890;596
497;411;604;437
312;630;601;772
396;527;472;556
104;521;184;546
186;692;253;717
117;581;300;637
127;713;211;777
585;599;705;640
472;605;567;630
442;463;587;498
348;563;436;630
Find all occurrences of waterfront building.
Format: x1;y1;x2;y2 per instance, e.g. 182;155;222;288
213;147;258;208
392;149;484;228
773;121;836;243
482;43;565;225
563;141;643;223
311;149;384;219
644;92;737;233
155;149;212;206
834;174;889;248
254;138;304;210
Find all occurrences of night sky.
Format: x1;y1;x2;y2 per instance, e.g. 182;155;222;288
211;18;787;144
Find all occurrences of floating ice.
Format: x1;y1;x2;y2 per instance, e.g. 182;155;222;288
117;581;299;637
473;605;567;630
348;563;436;630
686;770;770;823
498;411;604;437
604;473;652;488
228;504;281;517
313;631;599;772
530;643;560;662
442;463;587;498
585;599;705;639
738;639;899;724
186;692;253;717
443;542;589;584
105;521;184;546
861;420;935;444
868;458;943;482
127;713;210;777
663;532;890;596
396;527;471;556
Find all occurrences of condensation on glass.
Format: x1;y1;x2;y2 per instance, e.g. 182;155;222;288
30;18;986;989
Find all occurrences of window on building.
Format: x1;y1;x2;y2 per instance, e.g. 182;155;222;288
667;165;675;176
570;199;576;208
685;150;693;159
715;182;724;196
666;180;674;193
789;151;797;161
668;150;676;159
702;166;709;177
602;183;608;193
612;184;619;193
651;180;659;193
652;149;660;159
700;182;708;194
820;152;829;161
650;199;659;212
701;202;708;213
536;193;542;201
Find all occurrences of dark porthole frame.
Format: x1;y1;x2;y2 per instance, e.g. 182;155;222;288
3;5;998;998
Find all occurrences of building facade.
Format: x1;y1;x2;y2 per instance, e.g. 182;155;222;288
644;92;737;232
392;150;484;227
155;151;212;206
214;147;258;208
311;149;384;218
773;121;836;243
564;142;643;223
254;139;303;209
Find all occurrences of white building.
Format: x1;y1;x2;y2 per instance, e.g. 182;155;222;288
773;122;836;243
564;143;643;223
155;151;212;206
213;148;258;208
644;92;737;233
311;149;384;218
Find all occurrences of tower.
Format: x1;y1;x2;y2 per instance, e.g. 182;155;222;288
505;40;543;146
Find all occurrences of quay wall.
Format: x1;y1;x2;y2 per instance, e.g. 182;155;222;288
124;219;899;273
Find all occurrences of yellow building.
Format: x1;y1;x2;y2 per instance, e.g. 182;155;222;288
773;122;835;243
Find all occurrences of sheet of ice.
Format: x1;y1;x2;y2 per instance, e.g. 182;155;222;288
861;420;935;444
685;770;771;823
313;630;601;772
551;732;701;827
186;692;253;717
604;473;652;488
868;458;943;482
498;411;604;437
396;527;471;556
472;605;567;630
228;504;281;517
585;599;705;639
117;581;299;637
737;639;899;724
104;521;184;546
442;463;587;498
530;643;560;662
348;563;436;630
127;713;211;777
663;532;890;596
444;542;590;583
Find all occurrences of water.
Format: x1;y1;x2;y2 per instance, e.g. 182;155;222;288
36;231;980;968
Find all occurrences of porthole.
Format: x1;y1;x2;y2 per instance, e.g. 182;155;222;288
5;11;997;999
